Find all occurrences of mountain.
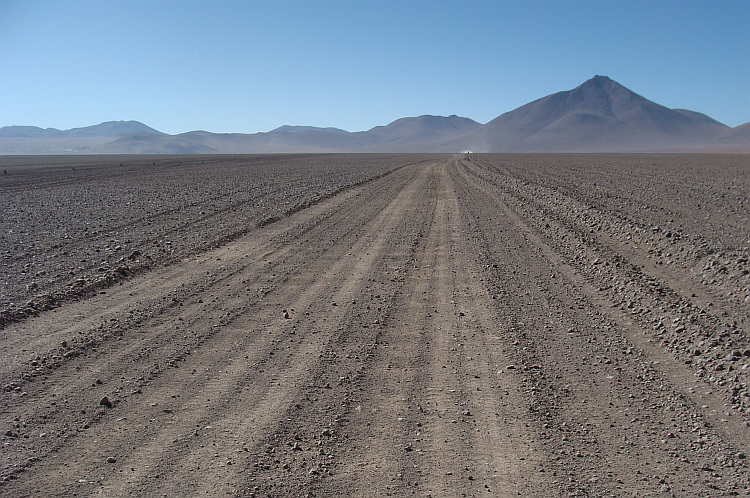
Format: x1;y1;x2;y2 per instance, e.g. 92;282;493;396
2;78;748;153
0;121;166;154
0;120;163;139
358;115;481;151
186;115;480;153
716;122;750;144
86;115;480;154
459;75;731;152
91;132;216;154
270;125;349;135
0;126;65;138
62;120;165;137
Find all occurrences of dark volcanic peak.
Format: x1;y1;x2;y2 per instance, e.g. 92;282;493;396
466;75;731;152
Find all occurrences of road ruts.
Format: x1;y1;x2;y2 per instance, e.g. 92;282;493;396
269;160;546;497
451;155;749;496
1;155;748;497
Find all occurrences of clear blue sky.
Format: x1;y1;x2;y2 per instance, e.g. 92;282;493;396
1;0;748;134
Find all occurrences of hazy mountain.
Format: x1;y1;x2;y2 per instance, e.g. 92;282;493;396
716;123;750;143
270;125;349;135
86;115;480;154
62;120;165;137
0;121;165;153
258;115;480;152
91;132;216;154
175;130;354;153
3;78;748;153
459;75;730;152
0;120;163;139
0;126;65;138
357;115;481;151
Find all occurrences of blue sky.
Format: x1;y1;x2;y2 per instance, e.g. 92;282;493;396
1;0;748;134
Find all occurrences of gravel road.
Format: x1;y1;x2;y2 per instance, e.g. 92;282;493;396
1;154;749;496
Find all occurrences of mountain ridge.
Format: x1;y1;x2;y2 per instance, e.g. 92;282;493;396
2;77;748;154
0;120;164;139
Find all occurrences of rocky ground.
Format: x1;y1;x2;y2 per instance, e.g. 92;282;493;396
0;154;430;326
1;153;748;496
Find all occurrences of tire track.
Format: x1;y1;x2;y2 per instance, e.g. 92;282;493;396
0;161;423;493
2;154;748;496
456;157;750;454
452;157;749;495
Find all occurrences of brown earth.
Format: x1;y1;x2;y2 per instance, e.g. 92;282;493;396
0;154;432;327
1;154;749;496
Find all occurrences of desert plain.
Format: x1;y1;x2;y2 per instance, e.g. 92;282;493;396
1;153;749;496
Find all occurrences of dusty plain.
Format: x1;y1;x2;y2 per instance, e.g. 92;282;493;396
1;153;749;496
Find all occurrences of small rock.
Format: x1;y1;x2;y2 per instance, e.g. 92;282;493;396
107;456;117;463
99;396;113;408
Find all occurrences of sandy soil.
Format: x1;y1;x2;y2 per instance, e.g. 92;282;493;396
1;154;749;496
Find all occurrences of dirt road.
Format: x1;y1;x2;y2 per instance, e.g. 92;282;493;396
2;155;749;496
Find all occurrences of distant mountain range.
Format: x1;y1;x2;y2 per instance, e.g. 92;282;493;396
2;77;748;154
0;121;164;139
